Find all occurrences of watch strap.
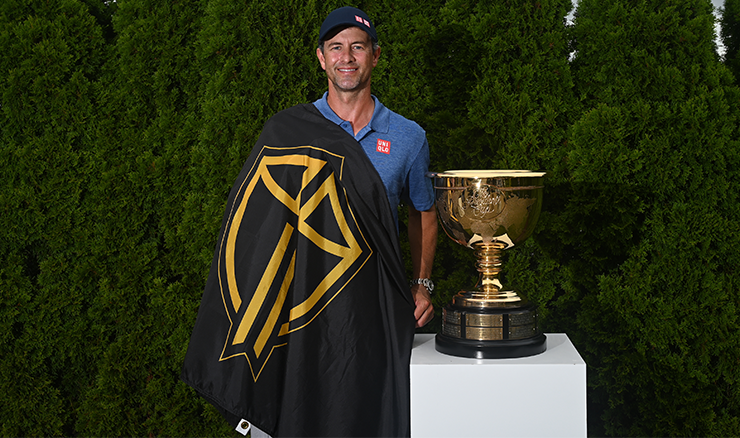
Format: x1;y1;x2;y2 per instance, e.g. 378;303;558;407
409;278;434;293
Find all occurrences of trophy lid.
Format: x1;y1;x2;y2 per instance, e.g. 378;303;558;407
433;170;546;178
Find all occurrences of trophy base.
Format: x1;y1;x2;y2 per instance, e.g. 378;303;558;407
436;301;547;359
435;332;547;359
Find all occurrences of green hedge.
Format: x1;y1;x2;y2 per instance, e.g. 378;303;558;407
1;0;738;436
722;0;740;81
561;1;740;435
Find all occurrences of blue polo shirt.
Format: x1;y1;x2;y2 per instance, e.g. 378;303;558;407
313;93;434;226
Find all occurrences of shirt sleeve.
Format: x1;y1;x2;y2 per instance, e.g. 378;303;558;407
404;137;435;211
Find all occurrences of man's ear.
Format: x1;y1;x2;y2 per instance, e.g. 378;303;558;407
372;46;381;67
316;47;327;71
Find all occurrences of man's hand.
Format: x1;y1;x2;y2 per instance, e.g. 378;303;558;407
411;283;434;328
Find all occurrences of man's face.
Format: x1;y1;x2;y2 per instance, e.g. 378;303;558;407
317;26;380;94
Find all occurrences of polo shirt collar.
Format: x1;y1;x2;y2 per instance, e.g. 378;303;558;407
314;92;390;139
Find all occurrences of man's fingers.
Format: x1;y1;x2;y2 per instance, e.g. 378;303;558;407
414;299;434;327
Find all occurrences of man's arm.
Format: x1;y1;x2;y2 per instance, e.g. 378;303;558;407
408;206;437;328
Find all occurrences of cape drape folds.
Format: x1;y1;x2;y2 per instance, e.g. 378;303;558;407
181;104;415;437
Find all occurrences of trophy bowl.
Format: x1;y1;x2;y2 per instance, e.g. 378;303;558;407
431;170;547;358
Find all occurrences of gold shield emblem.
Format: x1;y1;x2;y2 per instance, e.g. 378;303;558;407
217;145;372;381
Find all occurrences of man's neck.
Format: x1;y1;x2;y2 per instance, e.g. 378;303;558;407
325;87;375;136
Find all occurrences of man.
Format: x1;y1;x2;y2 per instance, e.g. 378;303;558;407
181;7;436;437
314;6;437;328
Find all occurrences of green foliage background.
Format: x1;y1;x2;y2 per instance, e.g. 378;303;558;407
1;0;738;436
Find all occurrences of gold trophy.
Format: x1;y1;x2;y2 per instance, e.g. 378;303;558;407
431;170;547;358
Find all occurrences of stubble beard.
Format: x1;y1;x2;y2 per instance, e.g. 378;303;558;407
329;66;368;93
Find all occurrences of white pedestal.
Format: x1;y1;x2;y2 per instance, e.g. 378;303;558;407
410;333;586;437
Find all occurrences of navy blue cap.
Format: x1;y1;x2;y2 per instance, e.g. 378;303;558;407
318;6;377;43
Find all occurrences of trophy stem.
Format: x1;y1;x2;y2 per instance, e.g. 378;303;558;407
451;242;521;307
474;242;505;293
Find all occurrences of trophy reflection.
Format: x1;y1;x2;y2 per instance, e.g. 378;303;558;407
432;170;547;358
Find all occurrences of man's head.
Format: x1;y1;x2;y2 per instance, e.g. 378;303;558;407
318;6;378;53
316;7;380;95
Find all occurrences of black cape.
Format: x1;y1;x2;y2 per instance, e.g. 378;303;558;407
181;104;415;437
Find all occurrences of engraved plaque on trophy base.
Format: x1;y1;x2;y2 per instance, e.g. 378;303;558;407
435;302;546;359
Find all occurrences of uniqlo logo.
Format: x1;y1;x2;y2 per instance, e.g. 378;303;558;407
376;139;391;154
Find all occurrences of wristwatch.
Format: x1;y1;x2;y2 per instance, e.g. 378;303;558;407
409;278;435;294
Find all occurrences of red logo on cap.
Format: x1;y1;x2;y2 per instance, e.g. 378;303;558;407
377;139;390;154
355;15;370;27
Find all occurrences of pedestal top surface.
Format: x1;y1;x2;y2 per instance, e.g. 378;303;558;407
411;333;585;366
